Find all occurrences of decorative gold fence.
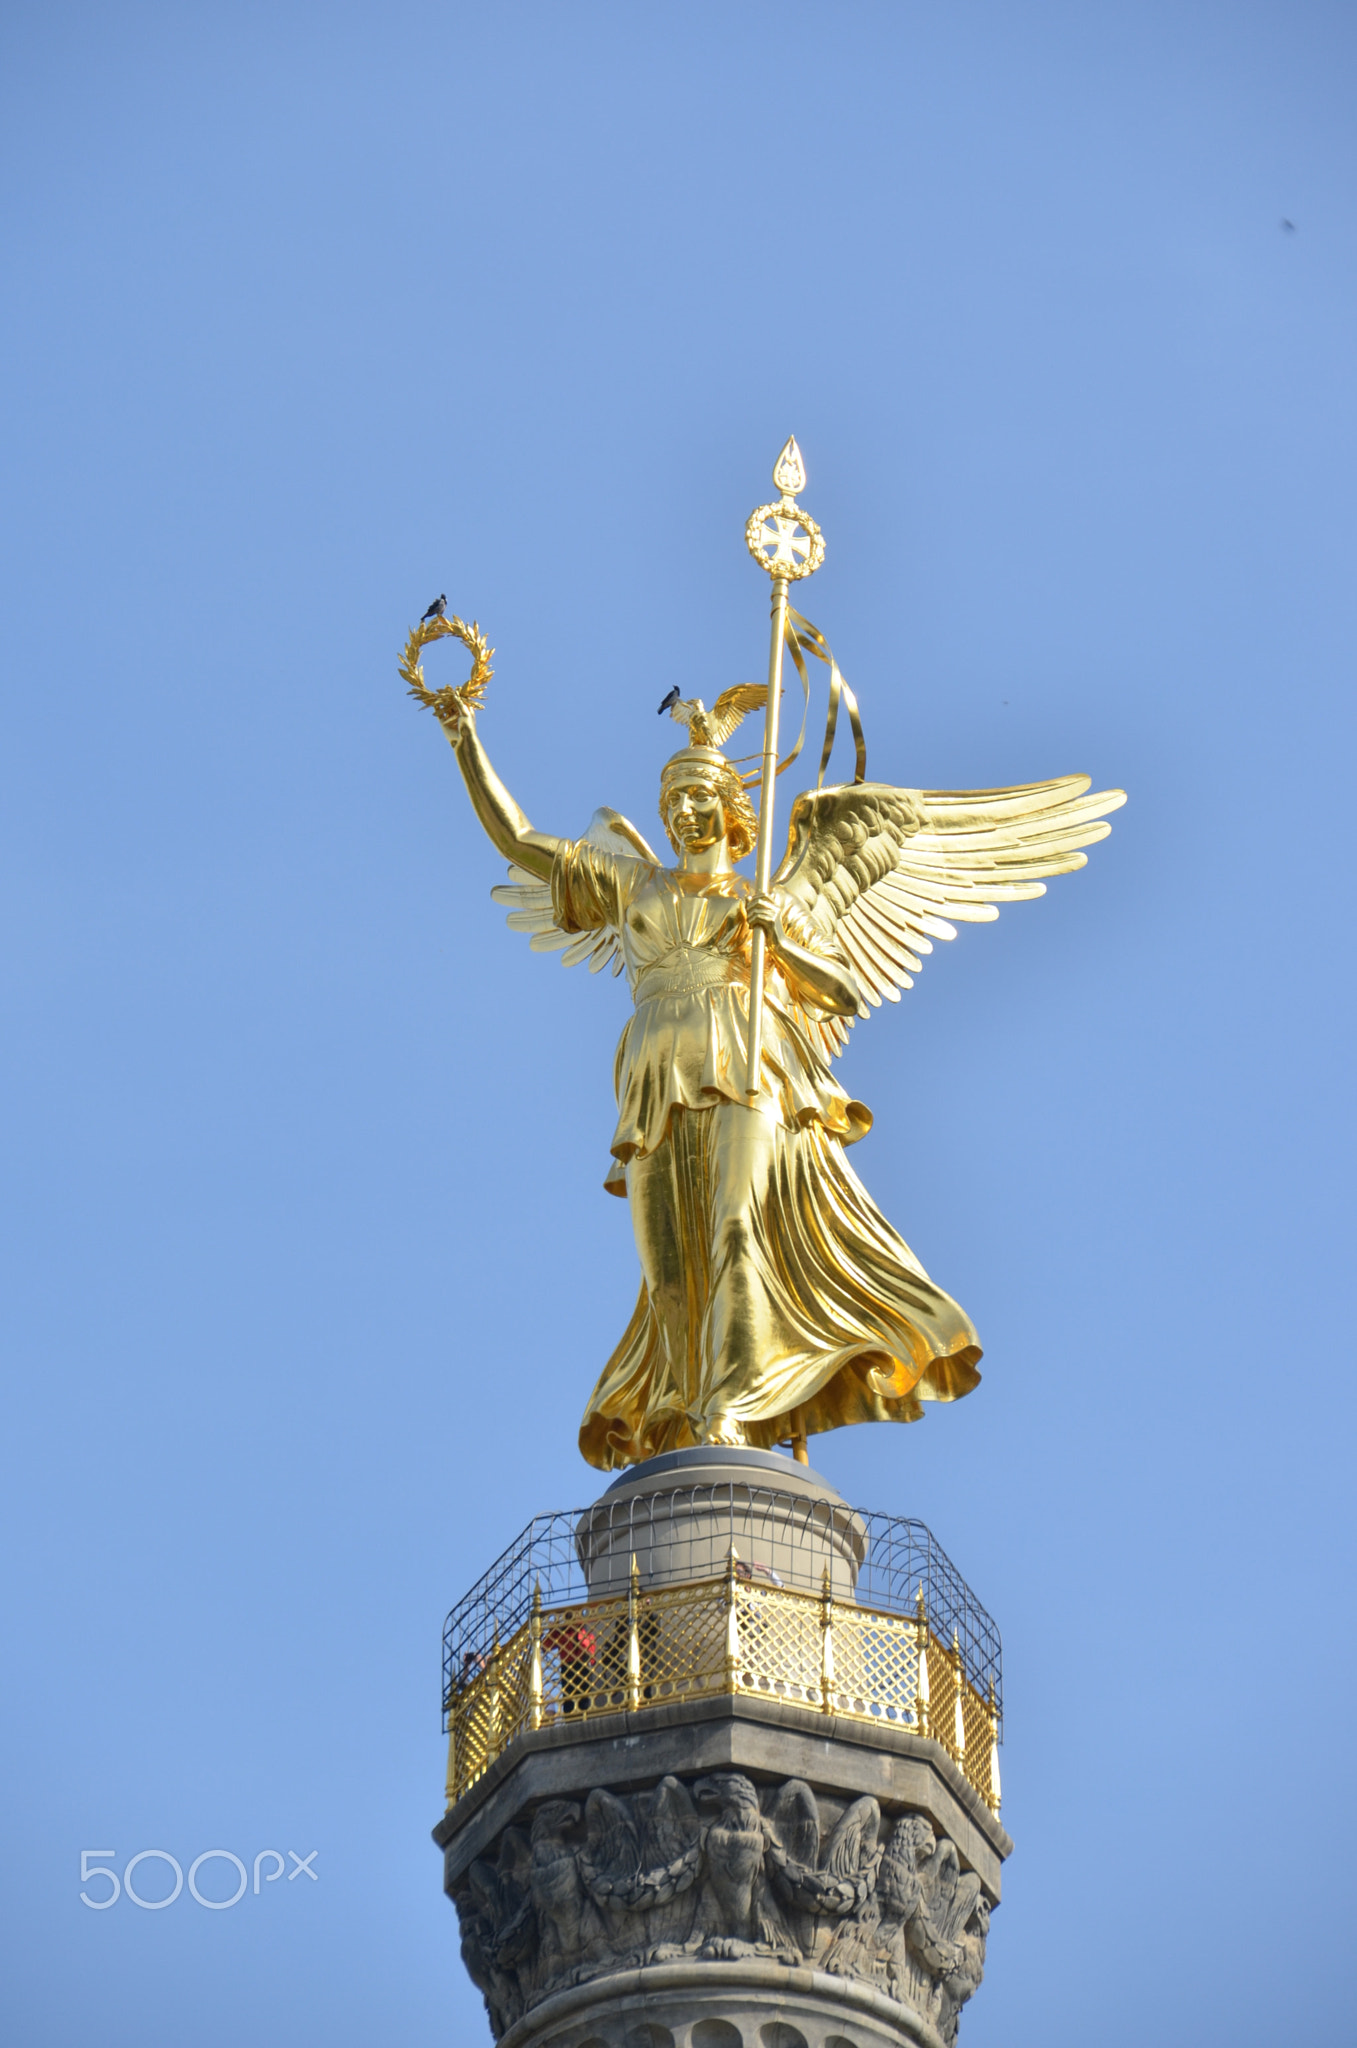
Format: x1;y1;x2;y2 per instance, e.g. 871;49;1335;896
444;1558;1001;1814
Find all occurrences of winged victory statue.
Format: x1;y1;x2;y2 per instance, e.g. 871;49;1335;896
404;445;1124;1470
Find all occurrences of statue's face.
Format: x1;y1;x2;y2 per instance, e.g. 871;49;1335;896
663;772;727;855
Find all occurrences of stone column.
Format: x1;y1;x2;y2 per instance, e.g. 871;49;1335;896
436;1451;1009;2048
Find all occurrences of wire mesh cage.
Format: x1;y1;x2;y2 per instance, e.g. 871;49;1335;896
442;1485;1001;1730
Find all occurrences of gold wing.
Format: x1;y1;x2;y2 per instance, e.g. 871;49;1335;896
669;683;769;747
706;683;770;746
774;775;1126;1056
489;807;660;976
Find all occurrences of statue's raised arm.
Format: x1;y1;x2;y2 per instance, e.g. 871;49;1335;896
440;700;563;884
401;607;566;883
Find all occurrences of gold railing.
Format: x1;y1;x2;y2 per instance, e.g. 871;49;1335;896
444;1558;1001;1814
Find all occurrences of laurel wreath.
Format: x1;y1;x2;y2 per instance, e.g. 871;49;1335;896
400;612;494;724
744;502;825;581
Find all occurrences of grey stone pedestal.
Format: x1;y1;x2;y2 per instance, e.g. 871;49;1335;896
498;1958;948;2048
436;1454;1009;2048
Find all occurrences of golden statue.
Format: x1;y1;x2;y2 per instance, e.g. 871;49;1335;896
404;443;1124;1470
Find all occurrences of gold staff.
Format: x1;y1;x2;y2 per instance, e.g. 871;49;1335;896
743;437;825;1097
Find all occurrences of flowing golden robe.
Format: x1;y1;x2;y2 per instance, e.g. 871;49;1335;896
553;840;982;1469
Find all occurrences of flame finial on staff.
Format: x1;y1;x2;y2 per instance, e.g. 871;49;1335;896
743;436;825;1095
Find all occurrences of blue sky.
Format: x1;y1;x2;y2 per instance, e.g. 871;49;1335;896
1;4;1354;2043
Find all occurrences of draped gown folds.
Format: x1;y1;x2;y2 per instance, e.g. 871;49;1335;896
551;839;983;1470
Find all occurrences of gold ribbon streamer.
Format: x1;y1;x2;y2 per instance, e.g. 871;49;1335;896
785;605;867;788
736;608;865;793
738;648;810;791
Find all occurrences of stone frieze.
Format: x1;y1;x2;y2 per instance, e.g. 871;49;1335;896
453;1771;990;2044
